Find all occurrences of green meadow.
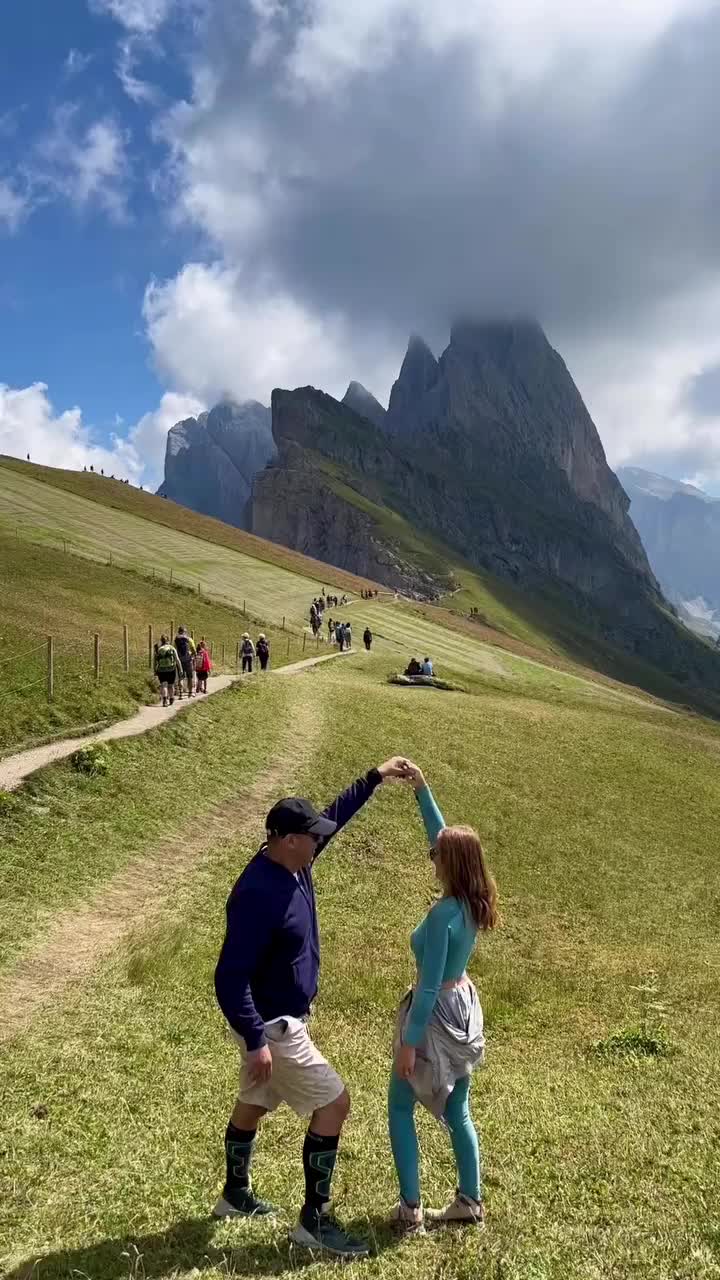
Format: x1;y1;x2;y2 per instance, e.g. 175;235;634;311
1;460;719;1279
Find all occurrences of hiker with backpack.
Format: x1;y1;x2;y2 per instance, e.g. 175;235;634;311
154;635;179;707
241;633;255;673
256;634;270;671
195;639;212;693
174;626;197;698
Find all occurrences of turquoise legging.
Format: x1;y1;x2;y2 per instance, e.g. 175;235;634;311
388;1072;481;1204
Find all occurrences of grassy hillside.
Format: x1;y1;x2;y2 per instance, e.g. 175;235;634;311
2;652;720;1278
0;456;379;595
0;532;312;754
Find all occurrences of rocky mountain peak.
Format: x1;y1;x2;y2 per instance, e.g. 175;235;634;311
342;381;387;430
159;398;274;529
387;334;441;426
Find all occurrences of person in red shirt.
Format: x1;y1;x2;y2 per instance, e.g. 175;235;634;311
195;639;212;693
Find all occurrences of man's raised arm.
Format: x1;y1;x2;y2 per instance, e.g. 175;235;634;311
313;757;411;858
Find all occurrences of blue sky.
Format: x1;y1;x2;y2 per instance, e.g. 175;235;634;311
1;0;195;446
2;0;720;491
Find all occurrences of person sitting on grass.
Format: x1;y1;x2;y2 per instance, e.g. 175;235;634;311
213;756;413;1259
421;656;434;676
404;657;422;677
388;762;498;1235
195;639;212;693
154;635;179;708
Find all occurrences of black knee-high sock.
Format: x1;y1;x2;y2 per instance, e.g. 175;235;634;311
302;1130;339;1214
224;1122;257;1198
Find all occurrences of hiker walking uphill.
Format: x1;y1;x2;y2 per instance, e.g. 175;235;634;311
213;756;413;1258
174;626;196;698
154;635;179;707
256;634;270;671
240;633;255;673
363;626;373;652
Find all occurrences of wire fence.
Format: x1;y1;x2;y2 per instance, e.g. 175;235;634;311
0;618;322;710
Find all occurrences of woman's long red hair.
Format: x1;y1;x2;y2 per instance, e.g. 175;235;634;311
435;825;498;930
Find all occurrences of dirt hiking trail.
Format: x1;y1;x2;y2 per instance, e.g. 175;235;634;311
0;663;333;1042
0;650;342;792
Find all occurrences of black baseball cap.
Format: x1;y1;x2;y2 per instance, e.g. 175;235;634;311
265;797;337;839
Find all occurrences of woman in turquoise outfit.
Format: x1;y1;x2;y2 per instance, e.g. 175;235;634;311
389;763;498;1232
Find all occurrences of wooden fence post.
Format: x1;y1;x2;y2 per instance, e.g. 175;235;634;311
221;642;226;668
47;636;54;702
123;624;129;673
148;624;154;669
302;633;306;652
170;619;175;641
243;599;246;615
170;568;173;585
94;633;101;682
282;616;286;630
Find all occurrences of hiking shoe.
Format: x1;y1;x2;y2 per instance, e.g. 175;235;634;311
290;1207;369;1257
212;1187;278;1218
425;1192;485;1228
169;696;175;705
389;1198;425;1235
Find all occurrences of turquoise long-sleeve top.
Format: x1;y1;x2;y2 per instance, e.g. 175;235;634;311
404;784;478;1047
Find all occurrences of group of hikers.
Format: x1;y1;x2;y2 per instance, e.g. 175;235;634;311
309;592;348;636
153;626;272;703
359;587;379;599
213;756;497;1256
405;656;434;677
238;633;271;674
153;626;213;706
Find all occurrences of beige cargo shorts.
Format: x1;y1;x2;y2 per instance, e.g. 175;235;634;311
233;1017;345;1117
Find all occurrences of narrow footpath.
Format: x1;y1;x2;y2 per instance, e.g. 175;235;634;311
0;650;343;792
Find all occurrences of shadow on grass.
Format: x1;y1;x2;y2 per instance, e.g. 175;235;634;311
7;1214;404;1279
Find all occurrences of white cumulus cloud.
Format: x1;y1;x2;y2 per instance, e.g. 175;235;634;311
0;383;204;490
138;0;720;489
143;261;398;404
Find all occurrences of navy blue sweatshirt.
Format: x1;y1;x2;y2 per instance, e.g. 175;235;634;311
214;769;382;1050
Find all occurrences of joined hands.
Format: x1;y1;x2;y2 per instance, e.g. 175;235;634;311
377;757;426;790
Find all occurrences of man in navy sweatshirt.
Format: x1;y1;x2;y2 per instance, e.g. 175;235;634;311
214;755;411;1257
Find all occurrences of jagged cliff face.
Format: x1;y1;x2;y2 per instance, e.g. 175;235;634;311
618;466;720;631
256;323;660;611
251;443;448;596
385;320;652;584
245;319;720;688
158;400;274;528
